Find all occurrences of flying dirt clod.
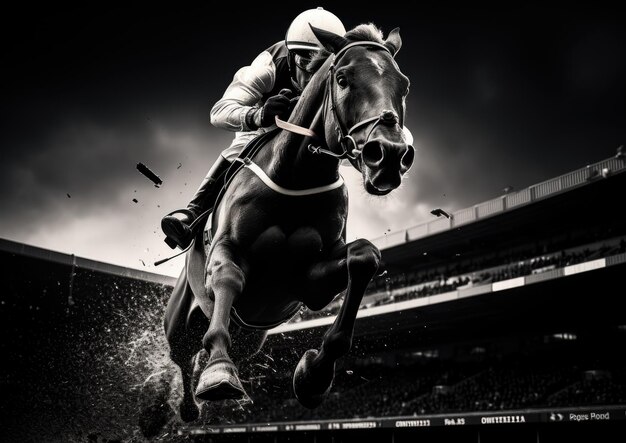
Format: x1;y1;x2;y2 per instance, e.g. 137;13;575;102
136;163;163;187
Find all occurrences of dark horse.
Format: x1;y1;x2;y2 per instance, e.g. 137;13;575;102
164;24;414;422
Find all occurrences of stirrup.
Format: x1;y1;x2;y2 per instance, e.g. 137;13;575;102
155;207;213;267
162;208;197;249
164;236;178;249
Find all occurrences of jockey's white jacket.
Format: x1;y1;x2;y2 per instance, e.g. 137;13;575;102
210;42;293;161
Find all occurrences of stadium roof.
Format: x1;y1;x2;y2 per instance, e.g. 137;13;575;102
370;155;626;251
370;156;626;270
0;237;176;286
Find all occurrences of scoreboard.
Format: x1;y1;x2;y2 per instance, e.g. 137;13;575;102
181;405;625;435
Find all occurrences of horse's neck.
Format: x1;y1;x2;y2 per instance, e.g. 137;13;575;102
261;68;340;189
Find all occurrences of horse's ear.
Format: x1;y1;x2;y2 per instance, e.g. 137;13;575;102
384;27;402;57
309;24;349;54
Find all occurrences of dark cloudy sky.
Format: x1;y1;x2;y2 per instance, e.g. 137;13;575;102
1;4;624;277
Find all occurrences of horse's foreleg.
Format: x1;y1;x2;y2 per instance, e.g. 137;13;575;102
194;240;248;401
293;239;380;408
299;239;349;311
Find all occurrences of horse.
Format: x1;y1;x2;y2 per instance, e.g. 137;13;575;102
163;23;414;422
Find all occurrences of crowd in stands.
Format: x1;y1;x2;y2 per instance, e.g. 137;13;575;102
197;339;626;425
547;370;626;407
404;365;576;415
294;237;626;322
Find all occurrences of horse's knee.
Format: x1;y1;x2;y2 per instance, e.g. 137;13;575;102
206;259;245;295
348;239;381;275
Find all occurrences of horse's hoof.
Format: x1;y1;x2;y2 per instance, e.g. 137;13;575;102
195;358;246;401
180;400;200;422
293;349;334;409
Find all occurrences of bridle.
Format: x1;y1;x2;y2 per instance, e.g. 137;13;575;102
277;41;403;168
321;41;400;162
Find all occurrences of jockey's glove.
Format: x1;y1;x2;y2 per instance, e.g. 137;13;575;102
246;89;298;129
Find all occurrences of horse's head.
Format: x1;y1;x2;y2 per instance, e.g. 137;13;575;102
312;24;414;195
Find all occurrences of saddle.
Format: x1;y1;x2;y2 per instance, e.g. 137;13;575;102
194;128;281;246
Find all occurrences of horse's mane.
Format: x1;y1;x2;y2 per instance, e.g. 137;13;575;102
307;23;384;72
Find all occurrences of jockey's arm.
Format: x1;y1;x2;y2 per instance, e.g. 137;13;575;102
210;51;276;132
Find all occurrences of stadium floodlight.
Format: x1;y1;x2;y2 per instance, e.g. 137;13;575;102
430;208;451;218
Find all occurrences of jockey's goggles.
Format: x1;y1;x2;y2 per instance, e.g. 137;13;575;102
292;50;316;73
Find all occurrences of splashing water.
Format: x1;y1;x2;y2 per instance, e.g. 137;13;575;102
4;270;191;443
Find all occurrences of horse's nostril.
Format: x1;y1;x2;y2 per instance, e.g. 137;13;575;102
362;141;385;167
401;145;415;170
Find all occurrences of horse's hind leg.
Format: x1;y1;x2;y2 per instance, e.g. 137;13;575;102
164;270;206;422
195;240;248;401
293;239;380;408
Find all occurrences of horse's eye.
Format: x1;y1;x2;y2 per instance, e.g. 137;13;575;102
337;75;348;88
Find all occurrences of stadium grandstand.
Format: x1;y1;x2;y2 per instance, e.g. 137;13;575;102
1;154;625;443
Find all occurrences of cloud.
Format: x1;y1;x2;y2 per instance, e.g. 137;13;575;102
0;108;233;277
342;164;448;243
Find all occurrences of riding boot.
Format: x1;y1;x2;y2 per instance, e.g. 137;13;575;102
162;155;232;249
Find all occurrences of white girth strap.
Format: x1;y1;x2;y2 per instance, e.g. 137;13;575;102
238;158;344;196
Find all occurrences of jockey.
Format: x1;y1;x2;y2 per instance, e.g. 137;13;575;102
161;7;346;250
